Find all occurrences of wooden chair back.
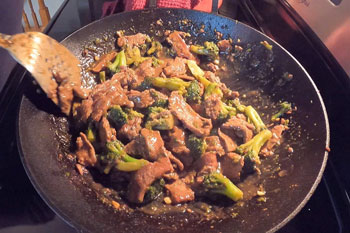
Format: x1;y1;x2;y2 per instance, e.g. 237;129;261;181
22;0;51;32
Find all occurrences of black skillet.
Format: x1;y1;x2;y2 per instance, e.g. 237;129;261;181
17;2;329;233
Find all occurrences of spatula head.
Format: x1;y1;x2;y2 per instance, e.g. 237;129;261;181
0;32;87;115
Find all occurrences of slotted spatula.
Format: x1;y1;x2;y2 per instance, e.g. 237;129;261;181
0;32;87;115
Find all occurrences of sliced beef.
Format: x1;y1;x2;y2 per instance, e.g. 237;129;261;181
194;152;218;175
91;51;117;73
166;126;193;168
127;156;173;203
118;117;142;141
204;71;221;84
76;132;97;167
204;94;222;121
217;39;232;53
117;33;148;48
218;128;237;152
169;91;212;137
111;67;136;88
165;179;195;204
128;90;155;108
176;74;195;81
77;75;133;122
134;59;154;86
260;125;285;156
164;57;187;77
167;31;197;61
205;136;225;156
133;128;166;161
98;117;116;144
221;116;255;144
204;71;239;100
219;152;244;181
165;150;184;171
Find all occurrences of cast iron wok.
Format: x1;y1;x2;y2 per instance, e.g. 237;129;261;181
17;6;329;233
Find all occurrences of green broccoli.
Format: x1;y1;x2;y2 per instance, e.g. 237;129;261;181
147;41;163;55
233;99;266;132
187;134;207;160
185;80;202;104
217;102;237;122
99;71;106;83
190;41;219;59
271;101;292;121
107;50;126;73
145;107;174;130
125;47;148;66
236;129;272;172
100;140;149;174
107;105;128;128
149;77;191;93
202;172;243;202
150;89;168;108
124;108;144;120
85;122;97;143
137;78;153;91
143;178;165;203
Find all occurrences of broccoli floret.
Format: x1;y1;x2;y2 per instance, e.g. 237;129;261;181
100;140;149;174
137;78;153;91
150;89;168;108
202;172;243;202
145;107;174;130
147;41;163;55
124;108;144;120
185;80;202;104
236;129;272;172
108;50;126;73
271;101;292;121
217;102;236;122
125;47;148;66
143;178;165;203
233;99;266;132
190;41;219;59
86;124;96;143
107;105;128;128
187;134;207;160
149;77;191;93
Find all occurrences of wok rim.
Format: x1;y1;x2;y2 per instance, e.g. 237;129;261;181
16;7;330;233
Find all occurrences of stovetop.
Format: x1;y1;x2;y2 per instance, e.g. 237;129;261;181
0;0;349;232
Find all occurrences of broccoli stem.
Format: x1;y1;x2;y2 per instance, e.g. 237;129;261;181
187;60;211;87
108;50;126;73
116;159;149;172
204;173;243;202
245;106;266;132
150;77;190;92
237;129;272;164
271;101;292;121
99;71;106;83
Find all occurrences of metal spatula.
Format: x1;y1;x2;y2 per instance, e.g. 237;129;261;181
0;32;88;115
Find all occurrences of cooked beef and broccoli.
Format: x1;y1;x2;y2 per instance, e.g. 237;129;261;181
70;30;291;210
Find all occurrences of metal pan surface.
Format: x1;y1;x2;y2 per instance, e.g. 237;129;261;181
17;8;329;233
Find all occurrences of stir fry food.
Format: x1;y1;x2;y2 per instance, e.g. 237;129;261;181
71;30;291;211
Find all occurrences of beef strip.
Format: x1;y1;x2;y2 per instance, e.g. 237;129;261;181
204;136;225;156
164;57;187;77
204;94;222;121
118;117;143;141
176;74;195;81
111;67;136;88
134;128;166;161
218;128;237;152
166;126;193;168
76;132;97;167
217;39;232;53
127;156;174;203
169;91;212;137
91;51;117;73
133;59;154;87
165;179;195;204
117;32;148;48
260;125;285;156
77;75;134;122
167;31;197;61
98;117;116;144
219;152;244;181
128;90;155;108
194;152;218;175
165;150;184;171
221;116;255;144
